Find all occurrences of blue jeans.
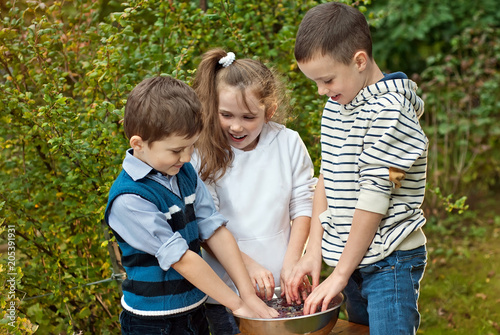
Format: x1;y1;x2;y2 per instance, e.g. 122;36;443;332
119;305;210;335
204;303;240;335
343;245;427;335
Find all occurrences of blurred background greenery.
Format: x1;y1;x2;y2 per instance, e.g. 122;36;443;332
0;0;499;334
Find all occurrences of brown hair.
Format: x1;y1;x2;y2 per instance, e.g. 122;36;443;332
295;2;372;65
193;48;286;182
124;76;203;146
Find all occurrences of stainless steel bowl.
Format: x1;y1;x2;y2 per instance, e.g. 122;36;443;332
233;292;344;335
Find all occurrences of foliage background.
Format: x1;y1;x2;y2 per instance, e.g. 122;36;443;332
0;0;499;334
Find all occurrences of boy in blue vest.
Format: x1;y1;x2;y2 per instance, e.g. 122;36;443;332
285;2;428;335
105;76;278;334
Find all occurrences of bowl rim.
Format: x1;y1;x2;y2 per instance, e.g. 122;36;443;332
233;292;344;322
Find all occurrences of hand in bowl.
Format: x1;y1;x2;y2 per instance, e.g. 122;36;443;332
234;293;279;319
245;256;275;301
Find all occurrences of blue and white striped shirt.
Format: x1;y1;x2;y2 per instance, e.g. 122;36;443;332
319;77;428;267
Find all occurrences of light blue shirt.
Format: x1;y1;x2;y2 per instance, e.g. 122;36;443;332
108;149;227;271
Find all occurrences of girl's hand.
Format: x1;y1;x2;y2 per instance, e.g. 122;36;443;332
245;257;275;301
283;252;322;304
280;263;311;303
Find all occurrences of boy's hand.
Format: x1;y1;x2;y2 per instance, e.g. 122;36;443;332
236;294;279;319
283;252;322;304
232;303;274;319
245;257;275;301
232;304;255;319
301;271;347;315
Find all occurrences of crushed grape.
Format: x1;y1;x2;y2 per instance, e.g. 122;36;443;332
264;298;305;318
263;297;341;318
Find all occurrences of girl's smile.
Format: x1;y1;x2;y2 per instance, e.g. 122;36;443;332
218;85;267;151
230;134;246;141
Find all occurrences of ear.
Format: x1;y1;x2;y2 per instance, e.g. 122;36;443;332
353;51;369;72
130;135;145;152
266;103;278;122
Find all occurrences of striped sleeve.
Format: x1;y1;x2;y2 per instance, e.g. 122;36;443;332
357;94;428;214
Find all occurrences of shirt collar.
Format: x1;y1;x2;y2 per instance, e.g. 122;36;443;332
122;148;156;181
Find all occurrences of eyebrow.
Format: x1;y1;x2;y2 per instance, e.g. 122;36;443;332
219;108;258;116
313;74;333;81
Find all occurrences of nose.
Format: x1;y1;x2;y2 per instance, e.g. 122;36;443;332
229;121;243;132
179;150;191;163
318;85;329;96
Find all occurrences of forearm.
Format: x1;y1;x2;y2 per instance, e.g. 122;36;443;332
284;176;327;301
305;174;327;256
240;250;258;269
172;249;243;311
283;216;310;266
332;208;383;282
205;226;255;297
299;208;383;314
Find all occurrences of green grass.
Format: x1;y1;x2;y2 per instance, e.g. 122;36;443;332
418;212;500;334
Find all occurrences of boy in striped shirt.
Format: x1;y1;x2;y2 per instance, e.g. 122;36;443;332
286;3;428;334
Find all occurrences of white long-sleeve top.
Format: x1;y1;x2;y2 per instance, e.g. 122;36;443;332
192;122;317;303
320;76;428;268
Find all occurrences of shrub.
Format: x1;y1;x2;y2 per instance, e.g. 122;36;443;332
1;0;498;333
0;0;332;332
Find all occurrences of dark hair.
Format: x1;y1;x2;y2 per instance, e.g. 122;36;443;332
193;48;286;182
295;2;372;65
123;76;203;146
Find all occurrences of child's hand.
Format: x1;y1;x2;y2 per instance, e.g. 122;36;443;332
245;257;275;301
281;274;311;303
237;294;279;319
280;263;311;303
283;252;322;304
302;271;347;315
232;304;255;319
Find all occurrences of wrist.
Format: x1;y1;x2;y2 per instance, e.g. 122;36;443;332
239;289;258;299
236;278;259;298
304;244;322;258
331;266;352;286
227;297;245;312
282;253;300;268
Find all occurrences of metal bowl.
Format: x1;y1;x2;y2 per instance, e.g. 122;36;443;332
233;292;344;335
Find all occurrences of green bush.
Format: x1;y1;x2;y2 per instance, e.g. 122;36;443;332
420;25;500;204
0;0;335;333
366;0;500;217
0;0;499;333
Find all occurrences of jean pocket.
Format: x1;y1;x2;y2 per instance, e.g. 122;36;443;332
359;260;394;275
409;254;427;297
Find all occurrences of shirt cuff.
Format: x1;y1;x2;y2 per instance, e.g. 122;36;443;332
356;189;390;215
198;211;227;241
155;232;189;271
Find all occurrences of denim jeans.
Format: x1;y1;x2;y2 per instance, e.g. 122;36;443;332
119;305;210;335
204;303;240;335
343;245;427;335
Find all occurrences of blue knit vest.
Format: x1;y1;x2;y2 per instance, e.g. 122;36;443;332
104;163;206;317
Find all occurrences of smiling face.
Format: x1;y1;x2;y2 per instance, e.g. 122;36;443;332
298;52;371;105
131;133;199;176
218;85;268;151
